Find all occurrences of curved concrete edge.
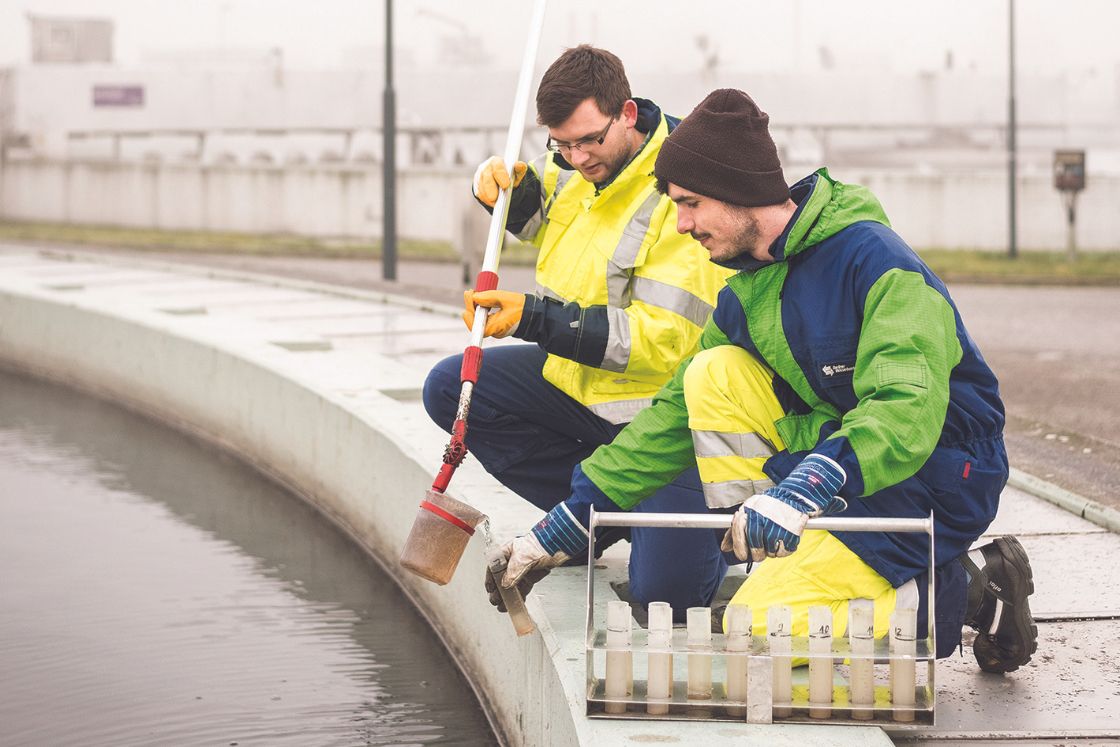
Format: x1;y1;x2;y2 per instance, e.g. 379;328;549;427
1008;467;1120;534
0;266;894;747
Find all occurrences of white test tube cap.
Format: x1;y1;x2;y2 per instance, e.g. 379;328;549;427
725;604;752;651
767;605;792;636
808;606;832;639
890;607;918;650
607;600;632;633
648;602;672;632
850;599;874;640
687;607;711;646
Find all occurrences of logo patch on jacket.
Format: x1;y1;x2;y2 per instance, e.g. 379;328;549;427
821;363;855;377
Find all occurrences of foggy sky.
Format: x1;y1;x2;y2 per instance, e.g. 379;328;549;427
2;0;1119;80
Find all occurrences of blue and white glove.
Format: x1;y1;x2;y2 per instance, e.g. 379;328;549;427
721;454;848;563
500;503;589;590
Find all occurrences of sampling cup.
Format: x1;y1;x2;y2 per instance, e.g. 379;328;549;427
400;489;486;585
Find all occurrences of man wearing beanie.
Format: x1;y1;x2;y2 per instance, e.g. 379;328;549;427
498;88;1037;675
423;46;731;620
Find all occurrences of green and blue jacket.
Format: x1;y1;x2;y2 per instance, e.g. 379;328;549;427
570;169;1008;586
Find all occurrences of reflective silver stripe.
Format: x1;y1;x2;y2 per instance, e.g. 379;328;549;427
534;283;566;302
631;276;714;327
606;191;662;307
701;478;777;510
514;155;550;240
602;306;631;373
515;211;544;241
692;430;776;459
543;168;576;218
587;396;654;425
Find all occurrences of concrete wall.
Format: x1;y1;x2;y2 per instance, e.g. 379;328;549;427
0;269;575;746
2;157;1118;251
0;159;467;242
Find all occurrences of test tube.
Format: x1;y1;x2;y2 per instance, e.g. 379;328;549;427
808;606;834;719
848;599;875;721
767;605;792;718
890;607;917;722
604;600;632;714
687;607;713;716
646;602;673;716
724;605;752;718
486;550;535;636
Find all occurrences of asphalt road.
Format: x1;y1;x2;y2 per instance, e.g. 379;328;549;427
33;245;1120;512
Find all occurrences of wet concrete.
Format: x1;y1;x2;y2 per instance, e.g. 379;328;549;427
0;369;496;746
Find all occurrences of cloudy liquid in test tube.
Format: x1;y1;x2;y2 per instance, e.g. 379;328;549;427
646;602;673;716
604;600;632;714
767;606;792;718
486;550;535;636
724;605;751;718
808;606;834;719
890;607;917;722
848;600;875;721
686;607;713;716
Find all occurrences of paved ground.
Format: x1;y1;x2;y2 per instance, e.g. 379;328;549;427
3;245;1118;743
22;242;1120;511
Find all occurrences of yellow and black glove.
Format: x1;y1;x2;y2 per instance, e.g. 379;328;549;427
472;156;528;207
463;289;526;339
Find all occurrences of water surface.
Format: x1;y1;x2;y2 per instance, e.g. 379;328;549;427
0;370;496;746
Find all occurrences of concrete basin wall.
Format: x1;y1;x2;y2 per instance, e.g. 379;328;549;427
0;254;893;746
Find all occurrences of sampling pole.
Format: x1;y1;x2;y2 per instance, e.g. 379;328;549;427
430;0;549;495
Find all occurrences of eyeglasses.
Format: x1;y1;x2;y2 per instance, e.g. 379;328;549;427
545;117;617;154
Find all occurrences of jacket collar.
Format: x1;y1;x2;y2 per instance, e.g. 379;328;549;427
551;97;663;192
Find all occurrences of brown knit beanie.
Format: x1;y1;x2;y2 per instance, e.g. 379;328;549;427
655;89;789;207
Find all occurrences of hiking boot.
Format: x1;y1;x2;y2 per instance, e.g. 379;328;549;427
961;536;1038;673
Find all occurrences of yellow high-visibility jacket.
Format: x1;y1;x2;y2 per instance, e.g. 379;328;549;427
504;99;731;424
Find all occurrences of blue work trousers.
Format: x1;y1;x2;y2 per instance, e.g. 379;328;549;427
423;344;727;614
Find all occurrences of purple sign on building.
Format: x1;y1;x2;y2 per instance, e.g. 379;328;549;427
93;85;144;107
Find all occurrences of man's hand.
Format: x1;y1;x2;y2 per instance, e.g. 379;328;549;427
473;156;528;207
484;540;554;612
721;454;848;562
483;501;590;611
463;289;526;338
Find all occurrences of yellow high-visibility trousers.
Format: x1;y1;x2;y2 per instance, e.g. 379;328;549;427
682;346;901;644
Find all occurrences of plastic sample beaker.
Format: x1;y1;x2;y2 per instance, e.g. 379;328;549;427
808;605;834;719
848;599;875;721
724;605;752;718
399;489;486;585
646;602;673;716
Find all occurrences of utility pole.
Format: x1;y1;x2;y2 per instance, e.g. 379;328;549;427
1007;0;1018;259
382;0;397;280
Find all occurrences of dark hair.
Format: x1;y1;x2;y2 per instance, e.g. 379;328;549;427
536;45;631;127
655;176;669;196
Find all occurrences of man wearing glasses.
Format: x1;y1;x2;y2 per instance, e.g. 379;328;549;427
423;45;732;618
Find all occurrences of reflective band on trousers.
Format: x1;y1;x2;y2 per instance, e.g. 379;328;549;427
701;478;777;510
587;396;654;425
692;429;776;459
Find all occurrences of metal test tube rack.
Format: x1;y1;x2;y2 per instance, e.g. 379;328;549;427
584;511;937;726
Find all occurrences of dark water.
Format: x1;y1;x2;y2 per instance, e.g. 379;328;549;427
0;370;496;746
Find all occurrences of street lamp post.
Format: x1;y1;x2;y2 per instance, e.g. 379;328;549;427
1008;0;1018;259
382;0;397;280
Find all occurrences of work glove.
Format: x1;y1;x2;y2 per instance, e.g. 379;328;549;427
484;541;552;613
472;156;527;208
721;453;848;563
485;502;589;611
463;289;526;339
